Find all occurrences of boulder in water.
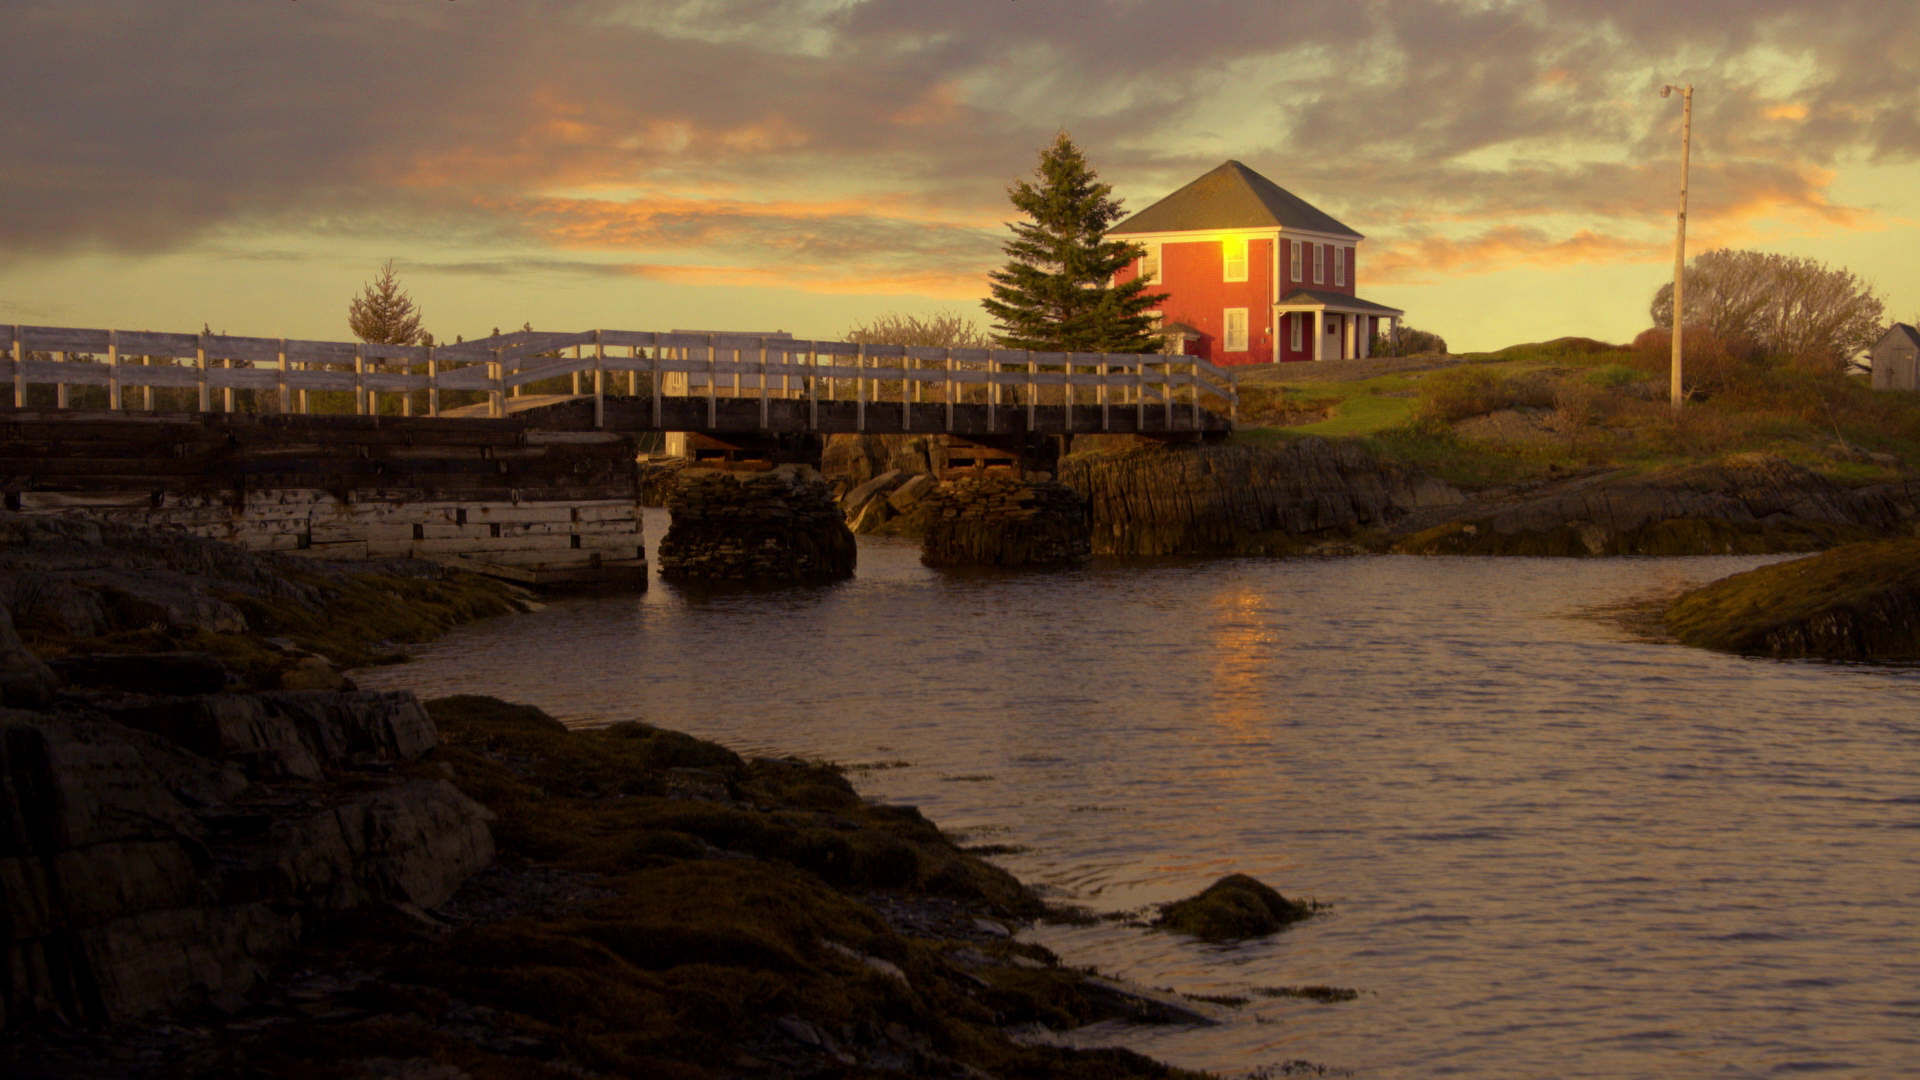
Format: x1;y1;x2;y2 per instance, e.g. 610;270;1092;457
1153;874;1313;941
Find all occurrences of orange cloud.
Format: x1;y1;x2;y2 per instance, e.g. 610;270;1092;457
617;262;985;300
1366;227;1666;284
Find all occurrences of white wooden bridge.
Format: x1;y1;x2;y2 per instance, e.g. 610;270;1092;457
0;325;1239;436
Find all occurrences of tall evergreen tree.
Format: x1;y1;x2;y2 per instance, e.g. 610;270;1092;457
982;134;1165;352
348;259;427;345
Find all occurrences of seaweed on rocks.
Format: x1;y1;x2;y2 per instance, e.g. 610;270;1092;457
0;509;523;689
1664;537;1920;659
1153;875;1316;942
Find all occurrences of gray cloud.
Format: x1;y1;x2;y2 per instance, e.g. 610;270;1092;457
0;0;1913;283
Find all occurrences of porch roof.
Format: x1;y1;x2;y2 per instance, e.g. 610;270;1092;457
1275;289;1405;317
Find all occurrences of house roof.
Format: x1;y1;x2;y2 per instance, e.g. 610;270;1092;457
1276;288;1404;316
1875;323;1920;351
1110;160;1362;239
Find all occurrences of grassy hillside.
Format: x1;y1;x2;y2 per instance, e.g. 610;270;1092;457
1232;338;1920;490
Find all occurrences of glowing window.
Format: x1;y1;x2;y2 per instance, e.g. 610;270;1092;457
1140;243;1161;283
1223;238;1248;282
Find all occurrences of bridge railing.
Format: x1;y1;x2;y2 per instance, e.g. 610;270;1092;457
0;325;1241;431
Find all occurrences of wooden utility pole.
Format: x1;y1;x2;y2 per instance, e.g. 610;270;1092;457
1663;83;1693;411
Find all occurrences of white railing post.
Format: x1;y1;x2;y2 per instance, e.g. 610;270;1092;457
1190;360;1201;431
55;351;68;410
807;344;819;430
1027;354;1037;432
1121;357;1136;432
593;331;605;430
8;324;21;408
705;336;717;429
489;349;504;418
757;339;769;429
855;344;866;432
108;330;121;410
353;343;367;415
427;345;440;417
276;340;291;414
1100;355;1111;431
196;333;209;412
650;345;662;428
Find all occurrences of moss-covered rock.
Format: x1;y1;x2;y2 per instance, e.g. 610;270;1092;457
1664;538;1920;658
1153;873;1314;941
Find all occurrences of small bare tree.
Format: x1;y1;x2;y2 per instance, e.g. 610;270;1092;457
348;259;427;345
842;311;993;349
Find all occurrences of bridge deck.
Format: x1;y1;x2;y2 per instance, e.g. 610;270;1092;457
2;325;1240;436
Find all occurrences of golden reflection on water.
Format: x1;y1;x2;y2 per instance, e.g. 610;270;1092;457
1201;585;1282;738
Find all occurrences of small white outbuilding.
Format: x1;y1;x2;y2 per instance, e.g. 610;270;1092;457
1870;323;1920;390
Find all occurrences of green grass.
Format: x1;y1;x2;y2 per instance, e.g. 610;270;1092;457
1230;340;1920;491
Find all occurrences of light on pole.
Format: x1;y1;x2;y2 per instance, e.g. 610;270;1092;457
1662;82;1693;412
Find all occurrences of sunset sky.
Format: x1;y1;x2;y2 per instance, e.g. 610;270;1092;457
3;0;1916;352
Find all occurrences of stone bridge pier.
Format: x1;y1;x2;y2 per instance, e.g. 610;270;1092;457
656;464;855;583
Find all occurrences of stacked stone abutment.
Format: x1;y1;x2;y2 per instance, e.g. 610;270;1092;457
919;478;1091;568
657;466;856;582
1057;439;1463;556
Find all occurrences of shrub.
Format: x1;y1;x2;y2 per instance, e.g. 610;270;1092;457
1373;326;1448;356
1630;327;1767;395
1412;365;1512;427
1585;364;1640;388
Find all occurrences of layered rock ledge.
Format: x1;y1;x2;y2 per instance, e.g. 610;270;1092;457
1058;439;1463;556
1664;537;1920;659
0;669;494;1027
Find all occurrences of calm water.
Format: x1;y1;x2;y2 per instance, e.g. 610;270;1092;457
356;510;1920;1078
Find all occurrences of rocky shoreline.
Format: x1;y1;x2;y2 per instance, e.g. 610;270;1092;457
0;512;1316;1079
1663;537;1920;660
1053;440;1920;559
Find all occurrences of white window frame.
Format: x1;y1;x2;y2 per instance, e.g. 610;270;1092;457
1290;313;1303;351
1289;240;1302;282
1223;237;1248;283
1335;246;1347;286
1310;242;1323;285
1140;242;1161;283
1223;308;1249;352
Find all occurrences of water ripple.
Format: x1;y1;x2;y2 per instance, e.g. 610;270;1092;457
356;516;1920;1077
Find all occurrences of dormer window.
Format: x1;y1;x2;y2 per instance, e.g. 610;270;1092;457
1223;237;1248;282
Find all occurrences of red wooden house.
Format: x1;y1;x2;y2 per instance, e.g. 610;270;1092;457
1111;160;1403;364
